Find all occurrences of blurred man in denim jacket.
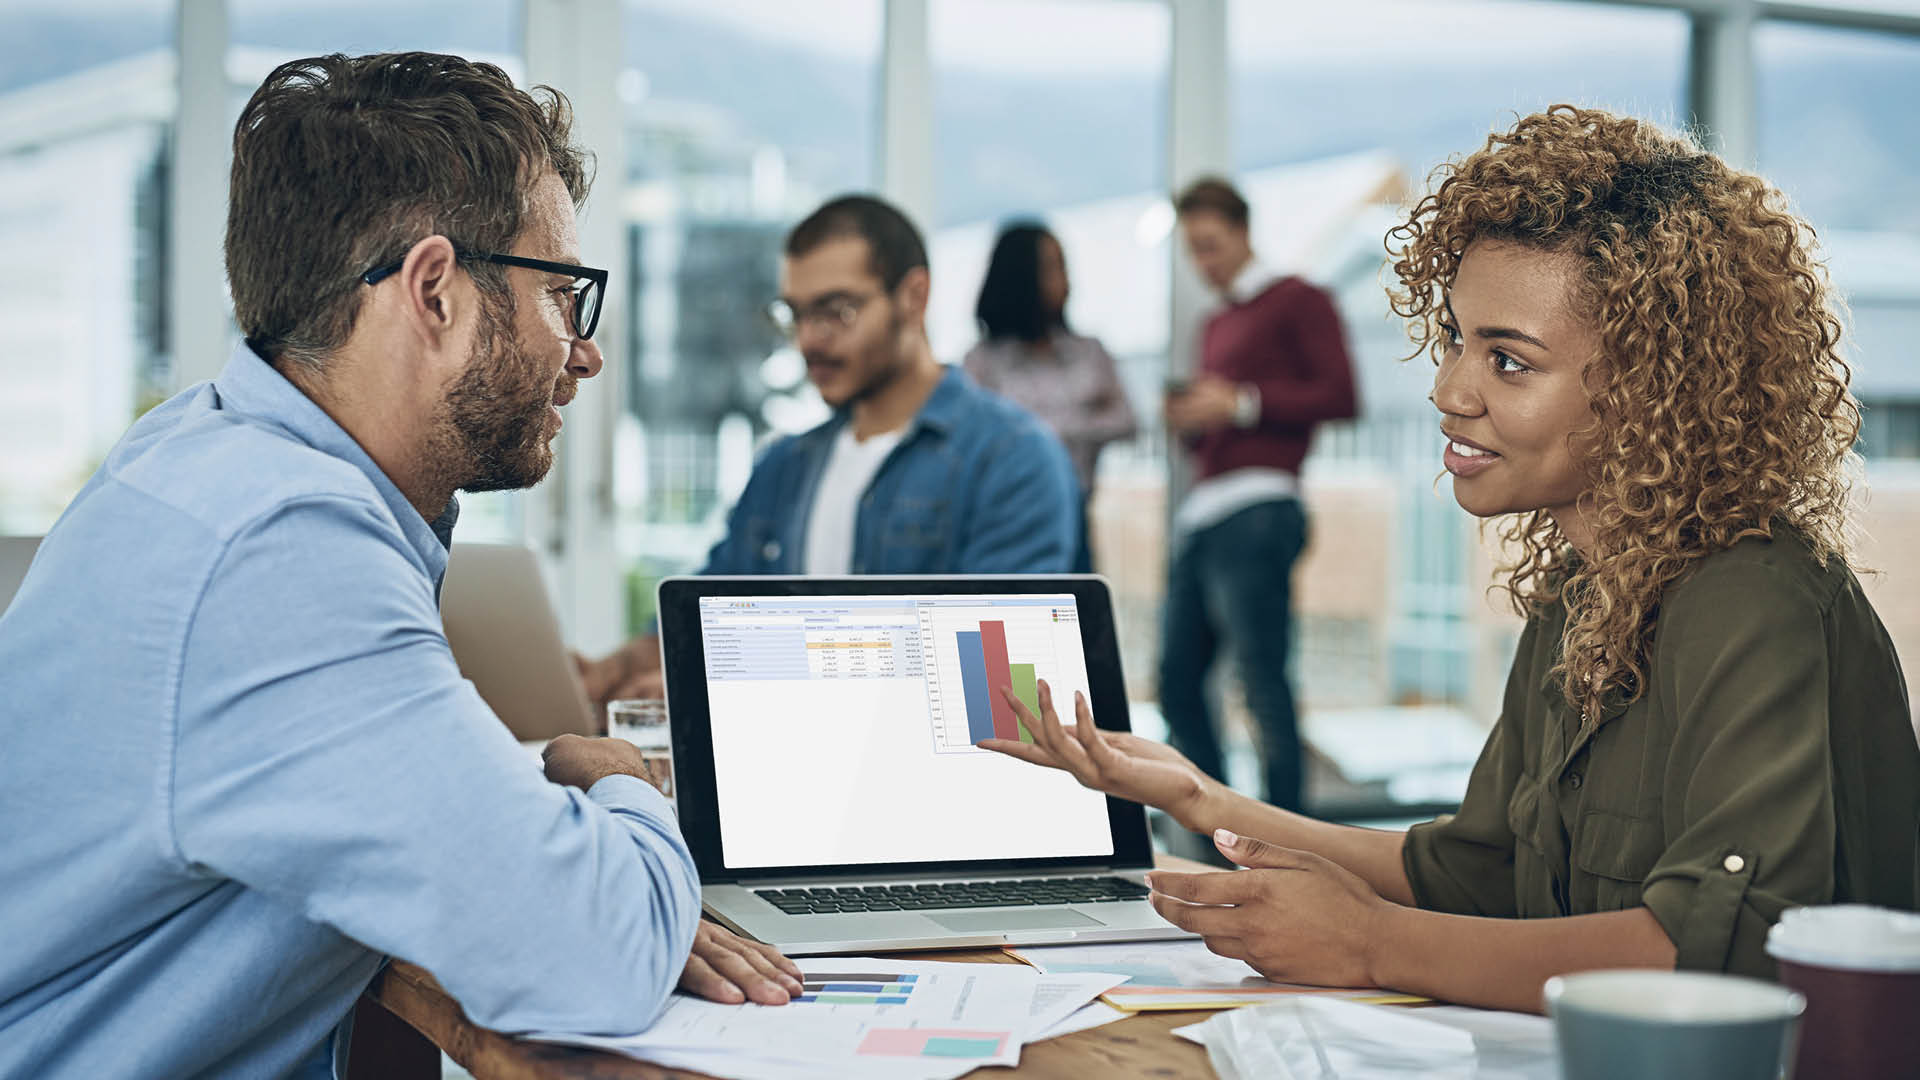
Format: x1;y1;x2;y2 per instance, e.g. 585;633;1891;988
580;195;1078;704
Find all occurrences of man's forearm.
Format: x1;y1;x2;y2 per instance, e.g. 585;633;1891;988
1370;905;1676;1012
1177;786;1415;905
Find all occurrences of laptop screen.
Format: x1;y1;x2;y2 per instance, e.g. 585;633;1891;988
699;592;1115;870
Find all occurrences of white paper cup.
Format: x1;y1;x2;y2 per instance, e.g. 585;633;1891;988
1767;904;1920;1079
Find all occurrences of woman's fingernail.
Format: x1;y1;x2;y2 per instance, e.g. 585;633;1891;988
1215;828;1238;847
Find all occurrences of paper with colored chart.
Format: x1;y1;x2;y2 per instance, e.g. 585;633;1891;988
525;956;1041;1079
1009;940;1429;1011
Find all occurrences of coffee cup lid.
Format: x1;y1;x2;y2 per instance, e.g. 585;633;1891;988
1766;904;1920;972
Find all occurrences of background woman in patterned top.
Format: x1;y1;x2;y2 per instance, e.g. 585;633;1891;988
965;222;1138;572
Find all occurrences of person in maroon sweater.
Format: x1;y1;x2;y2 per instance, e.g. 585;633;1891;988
1160;177;1359;813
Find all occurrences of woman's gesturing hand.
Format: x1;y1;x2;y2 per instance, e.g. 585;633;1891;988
978;679;1216;829
1147;829;1393;990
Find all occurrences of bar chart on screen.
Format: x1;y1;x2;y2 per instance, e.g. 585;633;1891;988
923;600;1088;754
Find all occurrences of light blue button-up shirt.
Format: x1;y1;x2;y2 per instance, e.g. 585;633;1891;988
0;347;701;1079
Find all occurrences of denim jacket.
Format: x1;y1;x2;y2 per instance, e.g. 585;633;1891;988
702;367;1079;575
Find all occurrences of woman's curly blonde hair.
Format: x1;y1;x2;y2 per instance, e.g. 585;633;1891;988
1387;105;1861;722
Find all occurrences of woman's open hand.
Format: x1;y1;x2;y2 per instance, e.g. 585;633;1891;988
978;679;1216;829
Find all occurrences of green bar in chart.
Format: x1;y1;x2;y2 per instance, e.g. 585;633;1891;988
1009;664;1038;743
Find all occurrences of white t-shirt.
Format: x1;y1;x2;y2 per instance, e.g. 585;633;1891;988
804;424;905;576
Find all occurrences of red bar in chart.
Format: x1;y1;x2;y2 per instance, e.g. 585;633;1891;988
978;620;1019;740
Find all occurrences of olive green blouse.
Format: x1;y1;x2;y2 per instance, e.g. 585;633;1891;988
1402;526;1920;976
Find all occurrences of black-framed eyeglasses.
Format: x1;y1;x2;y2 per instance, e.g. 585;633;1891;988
360;251;608;341
766;291;879;340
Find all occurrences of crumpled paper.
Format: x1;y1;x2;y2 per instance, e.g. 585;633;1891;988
1175;997;1558;1080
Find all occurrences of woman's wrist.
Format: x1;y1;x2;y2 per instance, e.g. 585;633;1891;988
1363;899;1416;993
1171;777;1232;834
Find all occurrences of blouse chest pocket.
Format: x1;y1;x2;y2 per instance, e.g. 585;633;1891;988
1505;776;1559;916
1571;808;1664;911
1505;777;1544;853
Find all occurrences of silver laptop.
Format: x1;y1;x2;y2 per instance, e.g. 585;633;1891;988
0;536;42;615
658;574;1194;955
441;542;596;741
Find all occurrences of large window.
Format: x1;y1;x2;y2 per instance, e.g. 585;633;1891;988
1757;20;1920;464
229;0;517;57
614;0;882;627
1224;1;1688;758
1758;21;1920;236
0;2;174;533
928;0;1170;696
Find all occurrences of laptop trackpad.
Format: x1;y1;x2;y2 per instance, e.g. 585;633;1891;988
932;908;1103;932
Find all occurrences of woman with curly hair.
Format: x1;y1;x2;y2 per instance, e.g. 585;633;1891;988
981;105;1918;1010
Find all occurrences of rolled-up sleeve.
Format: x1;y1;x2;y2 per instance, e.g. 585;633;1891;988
1640;566;1837;976
172;497;702;1036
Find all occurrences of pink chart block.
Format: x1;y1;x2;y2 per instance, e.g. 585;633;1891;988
857;1028;1010;1058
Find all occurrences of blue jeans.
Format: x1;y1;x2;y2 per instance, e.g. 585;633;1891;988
1157;498;1309;812
1073;496;1094;574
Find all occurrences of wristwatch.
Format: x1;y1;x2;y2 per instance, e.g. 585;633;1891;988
1233;384;1261;429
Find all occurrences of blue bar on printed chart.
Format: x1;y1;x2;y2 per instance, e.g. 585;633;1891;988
956;630;995;744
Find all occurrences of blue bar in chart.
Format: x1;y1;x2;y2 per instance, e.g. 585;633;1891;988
955;630;996;744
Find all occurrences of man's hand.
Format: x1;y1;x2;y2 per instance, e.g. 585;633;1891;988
541;734;662;792
1164;375;1241;435
1146;829;1392;989
978;680;1218;831
573;634;664;711
679;921;805;1005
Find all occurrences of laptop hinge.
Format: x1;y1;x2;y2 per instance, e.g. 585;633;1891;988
729;857;1128;883
730;865;1125;888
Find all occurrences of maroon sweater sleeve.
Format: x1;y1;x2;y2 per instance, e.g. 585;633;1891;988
1188;278;1360;479
1242;279;1358;427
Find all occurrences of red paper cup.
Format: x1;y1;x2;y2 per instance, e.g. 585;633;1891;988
1766;905;1920;1079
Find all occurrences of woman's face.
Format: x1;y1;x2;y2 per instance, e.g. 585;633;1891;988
1036;233;1069;317
1432;239;1603;548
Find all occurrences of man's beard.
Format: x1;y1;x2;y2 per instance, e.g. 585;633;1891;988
810;309;905;408
434;293;572;494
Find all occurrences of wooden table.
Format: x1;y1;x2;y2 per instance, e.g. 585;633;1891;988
351;857;1222;1080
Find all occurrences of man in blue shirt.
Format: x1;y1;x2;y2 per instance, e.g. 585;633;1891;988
580;195;1080;703
0;53;798;1079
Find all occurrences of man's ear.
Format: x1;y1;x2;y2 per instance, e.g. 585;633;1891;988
395;235;466;351
893;266;931;326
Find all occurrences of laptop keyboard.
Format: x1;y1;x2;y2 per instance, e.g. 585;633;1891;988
753;875;1151;915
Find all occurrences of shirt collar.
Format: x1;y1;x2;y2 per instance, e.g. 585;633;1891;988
1225;257;1286;305
212;344;459;568
913;366;969;436
826;365;969;440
